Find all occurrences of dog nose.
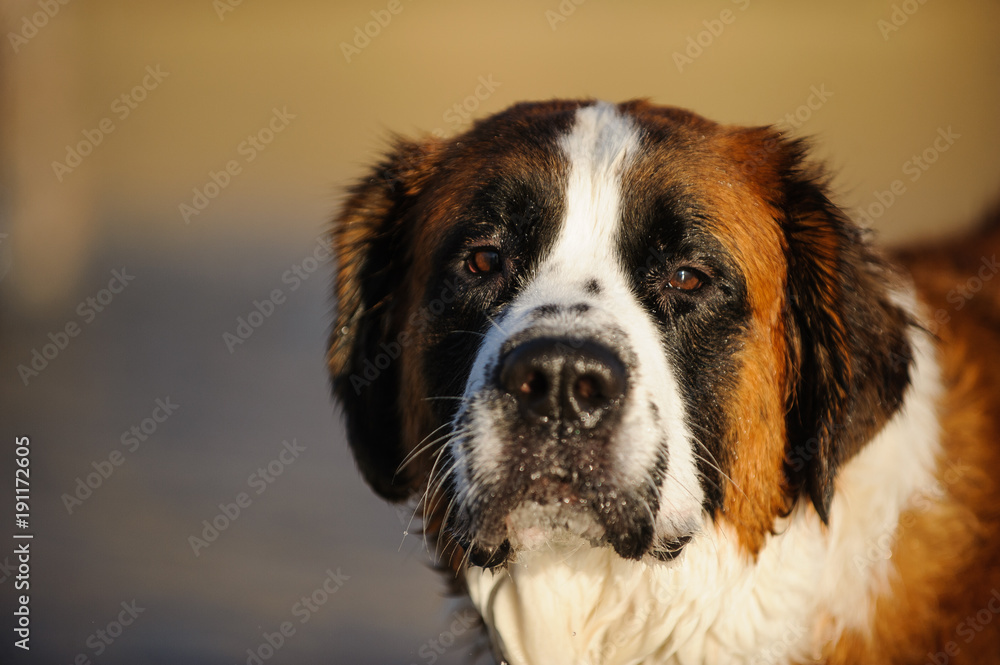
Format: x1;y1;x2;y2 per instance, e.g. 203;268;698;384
498;337;627;429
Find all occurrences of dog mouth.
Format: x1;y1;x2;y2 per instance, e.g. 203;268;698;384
454;499;693;569
445;326;700;568
503;500;607;552
449;468;686;568
454;501;612;569
444;395;694;568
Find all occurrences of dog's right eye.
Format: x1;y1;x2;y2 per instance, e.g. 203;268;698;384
466;248;502;275
668;267;706;292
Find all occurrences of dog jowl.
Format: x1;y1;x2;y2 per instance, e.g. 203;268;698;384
329;99;1000;665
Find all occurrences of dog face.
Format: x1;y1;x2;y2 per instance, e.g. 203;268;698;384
329;100;912;567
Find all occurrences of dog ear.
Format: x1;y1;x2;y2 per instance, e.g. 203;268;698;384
779;141;914;522
328;138;441;502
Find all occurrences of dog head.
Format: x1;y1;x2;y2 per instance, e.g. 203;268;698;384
328;99;912;567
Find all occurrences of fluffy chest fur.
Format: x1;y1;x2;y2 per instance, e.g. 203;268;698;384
466;327;942;665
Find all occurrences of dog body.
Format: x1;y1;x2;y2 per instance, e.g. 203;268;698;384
329;100;1000;664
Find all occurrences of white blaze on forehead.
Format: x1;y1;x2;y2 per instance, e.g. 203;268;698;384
550;101;640;278
550;103;704;532
458;102;643;394
453;100;704;551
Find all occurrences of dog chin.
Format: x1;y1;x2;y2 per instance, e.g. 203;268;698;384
457;494;698;568
503;501;608;553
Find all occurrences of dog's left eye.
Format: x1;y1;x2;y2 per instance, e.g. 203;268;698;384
466;248;502;275
668;267;706;291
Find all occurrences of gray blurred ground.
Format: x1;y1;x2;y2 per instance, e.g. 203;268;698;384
1;239;482;664
1;1;999;663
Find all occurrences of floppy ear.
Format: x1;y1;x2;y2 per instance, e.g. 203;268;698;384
779;142;914;522
328;139;441;502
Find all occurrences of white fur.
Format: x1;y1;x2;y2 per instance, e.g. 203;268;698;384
466;308;943;665
450;102;944;664
448;102;705;549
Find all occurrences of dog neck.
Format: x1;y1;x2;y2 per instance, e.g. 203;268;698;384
465;321;942;665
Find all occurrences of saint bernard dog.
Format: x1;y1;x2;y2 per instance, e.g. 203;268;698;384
328;99;1000;664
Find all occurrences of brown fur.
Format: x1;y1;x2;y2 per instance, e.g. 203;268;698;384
824;219;1000;664
330;100;1000;663
698;128;795;556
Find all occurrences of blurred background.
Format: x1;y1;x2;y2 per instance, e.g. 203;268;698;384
1;0;998;663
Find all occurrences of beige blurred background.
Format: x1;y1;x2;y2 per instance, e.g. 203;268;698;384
1;0;998;663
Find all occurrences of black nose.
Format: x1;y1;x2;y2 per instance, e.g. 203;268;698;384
498;337;627;429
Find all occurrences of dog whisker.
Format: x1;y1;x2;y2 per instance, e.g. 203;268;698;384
396;428;458;477
448;329;488;339
329;98;977;663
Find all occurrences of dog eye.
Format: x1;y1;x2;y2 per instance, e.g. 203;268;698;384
668;268;705;291
466;249;502;275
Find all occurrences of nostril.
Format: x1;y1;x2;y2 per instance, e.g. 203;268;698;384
566;357;626;421
499;346;560;424
518;370;554;421
520;371;548;398
575;375;600;403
